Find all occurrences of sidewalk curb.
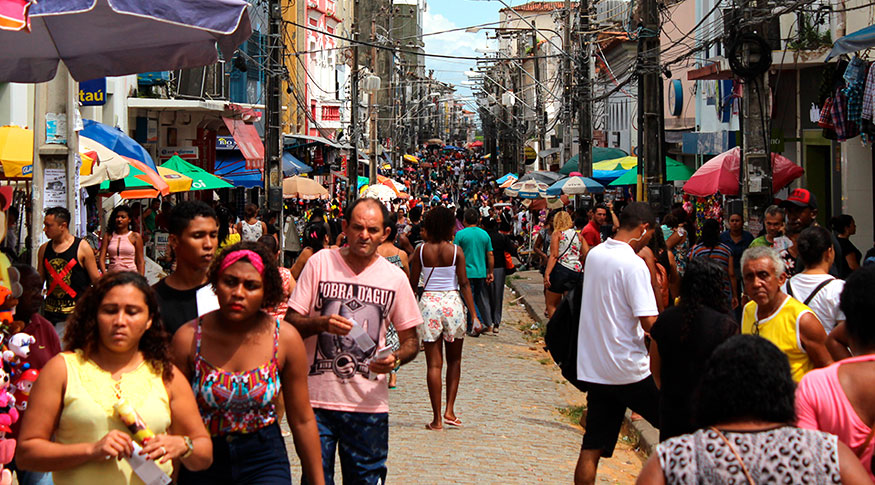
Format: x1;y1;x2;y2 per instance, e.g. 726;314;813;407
506;277;660;458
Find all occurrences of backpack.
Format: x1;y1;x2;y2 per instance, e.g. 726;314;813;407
544;282;587;392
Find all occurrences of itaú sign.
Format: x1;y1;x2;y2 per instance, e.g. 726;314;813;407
79;78;106;106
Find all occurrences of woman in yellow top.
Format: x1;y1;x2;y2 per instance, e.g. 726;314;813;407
17;271;212;484
216;205;241;254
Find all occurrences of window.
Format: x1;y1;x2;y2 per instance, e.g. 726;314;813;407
322;106;340;121
311;101;318;121
326;26;335;35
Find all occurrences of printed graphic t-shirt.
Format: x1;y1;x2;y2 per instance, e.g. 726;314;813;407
288;249;423;413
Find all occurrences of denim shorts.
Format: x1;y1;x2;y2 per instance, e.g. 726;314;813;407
548;264;582;294
178;421;291;484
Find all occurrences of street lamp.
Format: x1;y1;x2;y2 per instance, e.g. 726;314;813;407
364;73;381;184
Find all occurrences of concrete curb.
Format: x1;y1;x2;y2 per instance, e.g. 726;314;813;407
506;276;659;457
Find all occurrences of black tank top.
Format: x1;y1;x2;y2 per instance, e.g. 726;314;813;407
43;237;90;315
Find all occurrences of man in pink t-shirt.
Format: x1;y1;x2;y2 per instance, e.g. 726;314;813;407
287;198;422;484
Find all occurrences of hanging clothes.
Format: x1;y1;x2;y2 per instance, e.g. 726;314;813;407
843;56;868;124
831;89;860;141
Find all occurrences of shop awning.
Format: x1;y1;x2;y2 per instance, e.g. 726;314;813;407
215;152;262;188
284;133;351;150
282;151;312;176
222;117;264;170
827;24;875;60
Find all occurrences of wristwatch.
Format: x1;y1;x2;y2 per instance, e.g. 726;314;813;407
181;436;194;459
393;354;402;370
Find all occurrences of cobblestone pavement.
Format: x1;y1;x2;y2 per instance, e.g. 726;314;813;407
286;287;644;484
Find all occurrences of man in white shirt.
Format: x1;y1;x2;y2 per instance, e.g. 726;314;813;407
574;202;660;485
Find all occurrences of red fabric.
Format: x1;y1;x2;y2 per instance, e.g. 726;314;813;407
10;313;61;440
682;147;804;197
222;117;265;170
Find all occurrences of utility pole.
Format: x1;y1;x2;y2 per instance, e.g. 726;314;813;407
369;18;378;185
265;0;283;236
532;30;545;172
577;0;593;177
637;0;664;199
561;0;574;169
347;0;361;206
740;12;773;234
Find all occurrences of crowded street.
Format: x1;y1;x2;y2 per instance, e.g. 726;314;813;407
2;0;875;484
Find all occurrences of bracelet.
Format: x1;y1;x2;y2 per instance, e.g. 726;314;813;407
180;436;194;459
393;355;402;370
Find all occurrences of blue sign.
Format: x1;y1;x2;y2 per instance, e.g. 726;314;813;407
216;136;238;150
79;78;106;106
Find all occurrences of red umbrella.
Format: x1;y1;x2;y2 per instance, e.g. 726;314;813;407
683;147;804;197
469;140;483;148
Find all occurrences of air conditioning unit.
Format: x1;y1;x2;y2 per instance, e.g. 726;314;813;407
175;67;205;99
596;0;629;26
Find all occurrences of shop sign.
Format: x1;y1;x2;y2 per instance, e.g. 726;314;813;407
216;136;238;150
158;146;198;160
79;78;106;106
524;146;537;160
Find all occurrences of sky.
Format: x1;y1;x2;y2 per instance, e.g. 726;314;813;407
422;0;520;113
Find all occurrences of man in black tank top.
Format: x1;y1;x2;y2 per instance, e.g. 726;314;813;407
37;207;100;327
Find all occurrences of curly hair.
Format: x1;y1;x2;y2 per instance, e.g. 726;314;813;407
552;211;573;233
107;205;131;234
695;335;796;428
679;258;732;341
209;241;284;310
64;271;173;382
422;206;455;243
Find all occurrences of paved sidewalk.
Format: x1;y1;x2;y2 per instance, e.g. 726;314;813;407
286;287;643;483
506;270;660;457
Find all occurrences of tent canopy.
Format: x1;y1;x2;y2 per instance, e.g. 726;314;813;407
559;147;628;175
827;24;875;60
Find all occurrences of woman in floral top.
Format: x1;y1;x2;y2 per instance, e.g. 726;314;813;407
544;211;589;317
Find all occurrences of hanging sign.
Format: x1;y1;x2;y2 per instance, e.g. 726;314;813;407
79;78;106;106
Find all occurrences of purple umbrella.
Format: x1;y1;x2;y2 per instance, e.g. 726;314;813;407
0;0;251;82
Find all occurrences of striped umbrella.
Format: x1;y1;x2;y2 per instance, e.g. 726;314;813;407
546;176;605;196
505;180;548;199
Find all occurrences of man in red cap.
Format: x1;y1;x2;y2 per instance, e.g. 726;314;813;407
780;188;843;277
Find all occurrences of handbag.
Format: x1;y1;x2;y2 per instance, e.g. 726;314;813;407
417;266;436;302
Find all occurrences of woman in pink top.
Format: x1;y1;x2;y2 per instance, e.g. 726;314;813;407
99;205;144;275
796;266;875;479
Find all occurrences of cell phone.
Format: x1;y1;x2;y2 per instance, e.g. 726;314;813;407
374;345;394;360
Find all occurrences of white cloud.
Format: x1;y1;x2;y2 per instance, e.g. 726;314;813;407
422;10;484;59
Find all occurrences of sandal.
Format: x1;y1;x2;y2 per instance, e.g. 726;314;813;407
443;416;462;427
491;327;499;335
425;422;443;431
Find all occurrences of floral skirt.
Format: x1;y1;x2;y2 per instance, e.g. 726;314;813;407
417;290;467;343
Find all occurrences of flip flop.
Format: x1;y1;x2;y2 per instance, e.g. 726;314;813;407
425;423;443;431
443;417;462;427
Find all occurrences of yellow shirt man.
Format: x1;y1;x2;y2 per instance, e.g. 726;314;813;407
741;296;822;382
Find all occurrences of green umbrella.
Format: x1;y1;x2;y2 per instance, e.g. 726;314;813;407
161;155;233;190
559;147;628;175
608;157;696;186
666;157;695;182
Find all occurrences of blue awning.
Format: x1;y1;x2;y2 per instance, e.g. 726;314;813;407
215;152;262;188
827;24;875;60
283;151;312;176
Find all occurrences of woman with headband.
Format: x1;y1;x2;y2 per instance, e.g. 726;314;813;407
170;242;324;484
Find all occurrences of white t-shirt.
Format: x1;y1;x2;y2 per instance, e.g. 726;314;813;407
782;274;846;333
577;238;659;385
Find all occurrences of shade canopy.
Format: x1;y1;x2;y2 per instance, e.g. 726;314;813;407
215;153;262;188
505;180;548;199
558;147;628;175
827;24;875;60
608;158;696;186
282;151;312;177
683;147;804;197
0;0;252;82
161;155;233;191
403;154;419;164
546;176;605;196
100;165;190;199
593;156;638;171
495;173;518;185
283;176;328;200
517;170;564;185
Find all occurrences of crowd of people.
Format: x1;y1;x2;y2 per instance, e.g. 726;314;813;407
0;145;874;484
